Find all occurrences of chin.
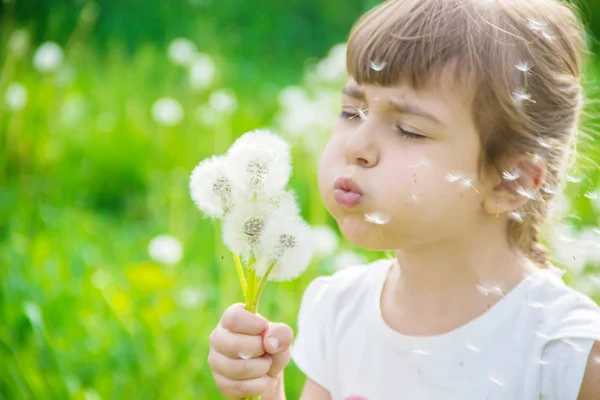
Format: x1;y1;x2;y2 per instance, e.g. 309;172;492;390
337;214;390;250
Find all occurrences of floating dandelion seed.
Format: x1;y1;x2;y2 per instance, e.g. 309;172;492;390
542;32;555;42
237;352;251;360
412;348;432;356
516;186;536;200
444;172;463;183
488;376;505;387
364;212;391;225
513;87;533;104
369;60;387;71
357;108;368;121
561;339;586;352
566;175;582;183
411;192;419;203
528;19;548;31
508;211;524;223
537;138;553;149
536;331;551;340
584;191;598;200
527;300;546;309
465;341;481;353
476;281;505;297
541;185;556;195
534;358;551;366
411;159;431;169
502;169;521;181
516;61;531;73
593;228;600;235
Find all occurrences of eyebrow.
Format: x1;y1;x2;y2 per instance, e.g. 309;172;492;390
341;85;443;125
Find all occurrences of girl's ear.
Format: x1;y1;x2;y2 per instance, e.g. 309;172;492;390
483;153;547;217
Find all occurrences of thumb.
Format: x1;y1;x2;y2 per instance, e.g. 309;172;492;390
263;322;294;378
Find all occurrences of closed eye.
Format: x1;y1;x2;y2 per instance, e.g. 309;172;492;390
397;126;426;140
340;110;361;120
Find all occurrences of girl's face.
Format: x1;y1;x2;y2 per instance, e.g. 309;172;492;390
318;73;494;250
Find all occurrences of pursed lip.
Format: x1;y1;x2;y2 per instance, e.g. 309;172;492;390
333;177;364;195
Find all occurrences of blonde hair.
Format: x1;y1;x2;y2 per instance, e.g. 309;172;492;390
346;0;591;268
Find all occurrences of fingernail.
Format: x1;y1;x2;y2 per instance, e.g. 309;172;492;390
268;336;279;351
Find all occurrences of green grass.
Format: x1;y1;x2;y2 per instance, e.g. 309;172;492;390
1;9;600;400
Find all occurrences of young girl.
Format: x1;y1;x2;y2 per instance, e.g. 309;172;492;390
208;0;600;398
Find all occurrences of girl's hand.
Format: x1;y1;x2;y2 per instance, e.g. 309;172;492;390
208;303;294;400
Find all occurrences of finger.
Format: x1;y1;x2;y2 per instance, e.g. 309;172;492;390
267;348;291;378
221;303;268;335
263;322;294;355
210;325;265;359
209;350;272;380
212;372;275;398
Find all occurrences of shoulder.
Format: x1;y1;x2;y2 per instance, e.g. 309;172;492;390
578;341;600;400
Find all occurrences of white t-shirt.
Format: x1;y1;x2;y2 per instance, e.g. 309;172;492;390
291;259;600;400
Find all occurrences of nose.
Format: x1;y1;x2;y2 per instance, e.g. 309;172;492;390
344;121;379;168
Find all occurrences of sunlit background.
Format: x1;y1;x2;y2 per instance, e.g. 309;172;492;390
1;0;599;398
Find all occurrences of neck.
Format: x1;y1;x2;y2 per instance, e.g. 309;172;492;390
389;225;538;318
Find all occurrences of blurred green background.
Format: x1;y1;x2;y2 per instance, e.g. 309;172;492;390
0;0;599;399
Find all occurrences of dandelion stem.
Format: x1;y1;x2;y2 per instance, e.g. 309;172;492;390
253;261;276;312
233;252;246;297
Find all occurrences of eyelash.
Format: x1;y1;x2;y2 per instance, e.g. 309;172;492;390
339;110;426;140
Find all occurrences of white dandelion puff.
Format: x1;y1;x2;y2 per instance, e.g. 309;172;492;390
513;87;532;104
488;376;505;387
167;37;197;67
508;211;524;223
227;129;292;196
190;156;236;218
222;203;269;260
255;216;314;281
369;60;387;71
516;61;531;73
465;341;481;353
584;191;598;200
476;281;505;297
152;97;184;127
364;212;391;225
148;234;183;264
312;225;339;257
516;186;536;200
4;82;27;111
189;53;216;89
502;169;521;181
33;41;63;73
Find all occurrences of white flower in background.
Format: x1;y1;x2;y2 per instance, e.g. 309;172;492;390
189;53;215;89
178;287;206;308
167;37;197;66
312;225;339;257
8;29;29;58
256;216;314;281
152;97;184;126
23;301;43;327
33;41;64;73
222;202;270;260
209;89;237;114
227;129;291;196
148;234;183;264
4;82;27;111
334;250;367;270
316;43;347;83
189;155;235;218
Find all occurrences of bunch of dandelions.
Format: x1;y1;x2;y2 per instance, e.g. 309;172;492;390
189;129;314;315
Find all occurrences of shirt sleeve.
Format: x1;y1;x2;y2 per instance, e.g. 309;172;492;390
291;275;334;392
539;337;595;399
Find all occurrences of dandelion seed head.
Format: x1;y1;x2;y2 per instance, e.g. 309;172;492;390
369;60;387;71
190;155;235;218
244;217;265;244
